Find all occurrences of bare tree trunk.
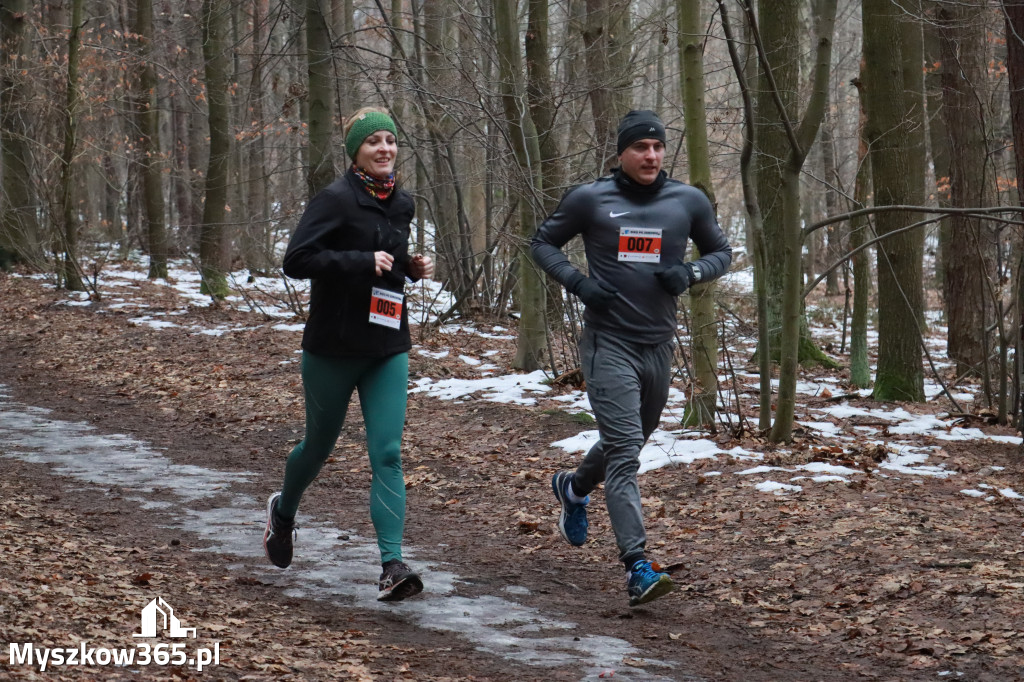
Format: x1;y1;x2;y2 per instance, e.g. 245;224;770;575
134;0;168;279
306;0;334;196
718;0;772;430
178;3;205;252
678;0;720;429
923;7;952;308
753;0;836;370
937;0;998;377
200;0;231;298
244;0;272;273
0;0;41;266
1004;0;1024;436
101;153;125;255
495;0;546;371
582;0;633;173
821;100;841;297
863;0;926;402
766;0;838;443
332;0;358;118
422;0;473;296
527;0;563;212
59;0;85;291
802;171;817;288
388;0;404;121
850;73;873;390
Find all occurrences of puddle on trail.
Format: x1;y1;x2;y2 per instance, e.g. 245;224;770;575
0;386;698;682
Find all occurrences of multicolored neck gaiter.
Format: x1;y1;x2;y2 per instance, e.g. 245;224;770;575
352;165;396;200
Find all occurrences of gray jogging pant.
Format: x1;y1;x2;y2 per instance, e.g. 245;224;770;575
573;326;673;568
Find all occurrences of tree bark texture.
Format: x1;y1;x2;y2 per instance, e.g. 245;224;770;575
0;0;40;266
423;0;473;297
305;0;335;197
526;0;563;213
582;0;633;173
200;0;231;298
678;0;720;428
753;0;835;371
495;0;547;371
134;0;169;280
1002;0;1024;435
849;73;873;390
863;0;925;402
937;1;998;377
242;0;272;273
747;0;837;442
59;0;85;291
923;9;952;305
717;0;772;430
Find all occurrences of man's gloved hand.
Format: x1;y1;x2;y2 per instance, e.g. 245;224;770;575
573;276;619;314
653;263;695;296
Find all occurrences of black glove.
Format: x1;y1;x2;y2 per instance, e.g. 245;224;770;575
571;276;619;314
653;263;695;296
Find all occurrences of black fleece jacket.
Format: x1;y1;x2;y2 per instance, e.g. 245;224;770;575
283;168;416;358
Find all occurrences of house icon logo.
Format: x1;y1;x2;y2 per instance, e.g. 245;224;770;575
133;597;197;639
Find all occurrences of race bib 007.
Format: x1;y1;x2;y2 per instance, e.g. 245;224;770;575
617;227;662;263
369;287;404;329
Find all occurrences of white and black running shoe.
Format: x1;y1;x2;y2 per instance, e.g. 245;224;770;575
263;492;295;568
377;559;423;602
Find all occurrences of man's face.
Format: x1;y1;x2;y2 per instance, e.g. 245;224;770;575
619;139;665;185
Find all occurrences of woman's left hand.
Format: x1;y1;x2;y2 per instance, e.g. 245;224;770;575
409;254;434;280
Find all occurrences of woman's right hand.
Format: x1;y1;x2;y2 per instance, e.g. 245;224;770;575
374;251;395;276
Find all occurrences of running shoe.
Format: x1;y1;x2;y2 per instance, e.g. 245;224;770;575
377;559;424;602
263;492;295;568
552;471;589;546
627;559;675;607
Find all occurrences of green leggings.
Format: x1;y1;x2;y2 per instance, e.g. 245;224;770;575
278;350;409;563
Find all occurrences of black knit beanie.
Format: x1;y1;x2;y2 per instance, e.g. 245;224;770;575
616;110;666;155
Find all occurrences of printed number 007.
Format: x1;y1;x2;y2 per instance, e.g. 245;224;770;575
626;237;653;252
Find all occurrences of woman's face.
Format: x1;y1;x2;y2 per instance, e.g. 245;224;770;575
355;130;398;179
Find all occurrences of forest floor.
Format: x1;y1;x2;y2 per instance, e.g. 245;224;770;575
0;268;1023;681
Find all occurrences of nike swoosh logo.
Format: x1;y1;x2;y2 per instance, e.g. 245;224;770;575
609;211;630;218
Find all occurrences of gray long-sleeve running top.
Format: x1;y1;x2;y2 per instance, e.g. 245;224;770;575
531;170;733;344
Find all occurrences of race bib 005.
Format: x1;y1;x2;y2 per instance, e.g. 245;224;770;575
617;227;662;263
369;287;404;329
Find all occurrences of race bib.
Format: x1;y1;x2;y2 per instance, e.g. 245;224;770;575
369;287;404;329
617;227;662;263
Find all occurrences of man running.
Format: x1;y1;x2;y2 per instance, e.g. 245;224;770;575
531;110;732;606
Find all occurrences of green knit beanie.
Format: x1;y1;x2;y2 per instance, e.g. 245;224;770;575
345;111;398;160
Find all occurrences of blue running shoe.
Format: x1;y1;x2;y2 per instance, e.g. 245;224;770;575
627;559;675;607
551;471;589;546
